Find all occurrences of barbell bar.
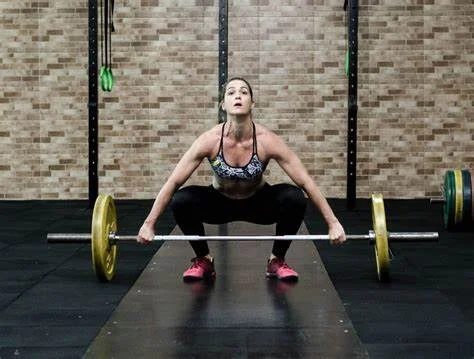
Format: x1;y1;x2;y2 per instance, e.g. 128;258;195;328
46;194;439;283
47;232;438;244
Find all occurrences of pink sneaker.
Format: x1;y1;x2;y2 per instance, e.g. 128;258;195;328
183;257;216;281
266;257;299;281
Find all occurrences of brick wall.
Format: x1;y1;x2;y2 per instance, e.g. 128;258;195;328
1;0;472;199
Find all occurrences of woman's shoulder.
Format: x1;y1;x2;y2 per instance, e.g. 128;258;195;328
254;123;286;160
254;123;279;143
202;123;224;141
192;123;222;156
197;123;222;140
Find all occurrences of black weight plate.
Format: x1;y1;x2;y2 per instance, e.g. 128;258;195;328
461;169;472;225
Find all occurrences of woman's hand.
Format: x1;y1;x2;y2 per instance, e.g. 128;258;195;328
137;222;155;244
328;221;346;245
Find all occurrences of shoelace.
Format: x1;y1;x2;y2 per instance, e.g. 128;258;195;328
190;257;209;269
190;258;201;268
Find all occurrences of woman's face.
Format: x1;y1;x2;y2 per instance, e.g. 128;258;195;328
222;79;254;116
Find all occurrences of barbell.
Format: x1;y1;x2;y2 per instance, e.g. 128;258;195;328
46;194;439;283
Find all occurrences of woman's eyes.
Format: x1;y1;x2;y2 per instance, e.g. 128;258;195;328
226;90;248;96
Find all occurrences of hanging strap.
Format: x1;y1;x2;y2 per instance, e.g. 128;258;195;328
110;0;115;32
100;0;115;92
104;0;108;68
100;0;104;67
108;0;115;69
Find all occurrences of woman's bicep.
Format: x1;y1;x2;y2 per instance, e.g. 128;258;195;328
278;152;311;188
267;135;311;189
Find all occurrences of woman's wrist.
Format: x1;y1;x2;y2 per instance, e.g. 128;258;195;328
143;218;156;227
325;216;340;227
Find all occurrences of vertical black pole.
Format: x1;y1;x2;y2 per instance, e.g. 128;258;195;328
218;0;228;123
217;1;229;237
346;0;358;209
88;0;99;208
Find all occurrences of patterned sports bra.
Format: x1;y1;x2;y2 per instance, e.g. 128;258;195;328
209;122;266;180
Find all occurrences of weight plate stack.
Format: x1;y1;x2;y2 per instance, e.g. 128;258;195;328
443;169;473;231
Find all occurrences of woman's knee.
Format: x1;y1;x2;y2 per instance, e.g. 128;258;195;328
170;186;200;214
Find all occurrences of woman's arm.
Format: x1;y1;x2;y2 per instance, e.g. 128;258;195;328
137;131;215;242
262;131;346;243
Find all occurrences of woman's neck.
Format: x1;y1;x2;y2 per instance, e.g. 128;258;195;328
225;116;253;141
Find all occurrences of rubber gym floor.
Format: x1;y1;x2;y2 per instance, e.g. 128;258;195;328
0;198;473;358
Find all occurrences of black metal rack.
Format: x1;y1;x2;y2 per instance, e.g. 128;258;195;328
345;0;359;209
88;0;99;208
87;1;358;208
218;0;228;123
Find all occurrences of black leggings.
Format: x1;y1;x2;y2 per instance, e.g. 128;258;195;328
170;183;307;258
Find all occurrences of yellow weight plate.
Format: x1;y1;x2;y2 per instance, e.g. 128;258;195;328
453;169;463;225
371;194;390;282
91;194;118;282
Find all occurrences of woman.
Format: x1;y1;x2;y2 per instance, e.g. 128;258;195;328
137;77;346;281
